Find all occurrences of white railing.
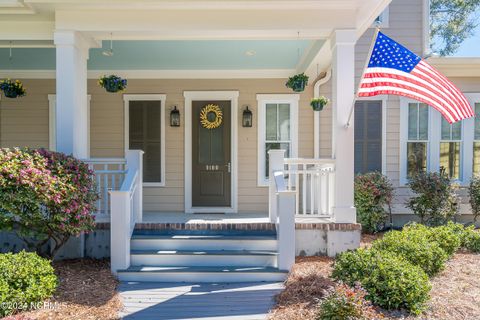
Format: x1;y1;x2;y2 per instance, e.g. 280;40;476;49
109;150;144;273
284;158;335;218
83;158;127;220
268;150;336;223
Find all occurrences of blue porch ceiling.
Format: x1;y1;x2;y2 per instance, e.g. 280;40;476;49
0;40;314;70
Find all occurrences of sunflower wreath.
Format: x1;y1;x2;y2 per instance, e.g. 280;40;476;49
200;104;223;129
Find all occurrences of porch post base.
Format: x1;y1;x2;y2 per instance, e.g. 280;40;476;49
326;228;361;257
332;206;356;223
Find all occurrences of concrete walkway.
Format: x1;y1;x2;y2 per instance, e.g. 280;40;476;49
118;281;284;320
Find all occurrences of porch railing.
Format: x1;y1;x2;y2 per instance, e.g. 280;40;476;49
109;150;144;273
268;150;336;223
284;158;335;218
83;158;127;221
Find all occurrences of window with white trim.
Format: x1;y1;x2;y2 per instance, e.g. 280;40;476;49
401;95;479;185
473;103;480;175
440;117;462;180
124;94;166;186
406;102;429;179
257;94;298;186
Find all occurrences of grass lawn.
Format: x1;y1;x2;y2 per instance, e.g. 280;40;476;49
268;234;480;320
15;259;121;320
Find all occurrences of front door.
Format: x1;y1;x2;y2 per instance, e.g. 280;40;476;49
192;100;231;207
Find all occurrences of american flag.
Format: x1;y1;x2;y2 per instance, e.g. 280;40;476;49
358;31;474;123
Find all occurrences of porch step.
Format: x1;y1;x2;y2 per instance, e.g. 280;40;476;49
131;234;278;251
124;228;284;282
130;249;278;267
117;265;287;283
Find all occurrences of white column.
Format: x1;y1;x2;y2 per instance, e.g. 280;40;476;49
54;31;98;158
331;30;357;223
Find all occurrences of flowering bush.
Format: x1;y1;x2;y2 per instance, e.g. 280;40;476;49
0;148;99;258
98;75;127;93
0;79;26;98
317;283;375;320
354;172;394;233
406;169;458;226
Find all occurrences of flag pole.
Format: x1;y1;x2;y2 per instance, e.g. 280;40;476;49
345;26;381;128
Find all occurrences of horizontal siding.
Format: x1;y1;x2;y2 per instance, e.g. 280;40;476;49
1;78;314;214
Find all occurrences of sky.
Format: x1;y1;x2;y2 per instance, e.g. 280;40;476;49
447;8;480;57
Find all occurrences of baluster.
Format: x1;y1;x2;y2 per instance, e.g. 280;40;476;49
310;171;316;215
295;167;300;215
302;166;306;215
103;164;109;216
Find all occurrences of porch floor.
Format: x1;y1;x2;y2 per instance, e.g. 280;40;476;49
141;212;333;224
118;281;283;320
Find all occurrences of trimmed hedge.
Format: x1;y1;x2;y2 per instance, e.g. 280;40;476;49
332;248;431;315
372;228;448;276
0;251;57;316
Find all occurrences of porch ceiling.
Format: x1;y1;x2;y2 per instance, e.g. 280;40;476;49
0;0;392;78
0;39;315;71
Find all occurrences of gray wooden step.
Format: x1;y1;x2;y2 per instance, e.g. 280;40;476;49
117;265;287;283
131;234;278;251
130;249;278;267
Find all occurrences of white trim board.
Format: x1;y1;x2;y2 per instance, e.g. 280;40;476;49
48;94;91;156
256;93;299;187
0;69;294;80
183;90;239;214
123;94;167;187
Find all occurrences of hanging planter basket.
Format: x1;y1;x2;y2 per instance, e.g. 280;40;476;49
286;73;309;93
98;75;127;93
0;79;26;99
310;96;329;111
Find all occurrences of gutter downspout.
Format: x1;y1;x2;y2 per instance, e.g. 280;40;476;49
313;69;332;158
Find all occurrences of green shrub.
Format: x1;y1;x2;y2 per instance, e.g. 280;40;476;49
429;223;462;256
469;175;480;223
463;227;480;253
317;284;373;320
332;248;431;314
406;169;458;226
354;172;394;233
372;228;448;276
0;251;57;316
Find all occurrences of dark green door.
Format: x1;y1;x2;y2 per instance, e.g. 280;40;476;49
192;100;231;207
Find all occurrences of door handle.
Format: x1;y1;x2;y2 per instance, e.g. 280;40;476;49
226;162;231;173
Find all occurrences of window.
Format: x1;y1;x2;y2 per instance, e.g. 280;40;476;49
473;103;480;175
401;95;480;185
354;100;383;174
124;94;166;186
407;102;429;178
440;117;462;179
257;94;298;186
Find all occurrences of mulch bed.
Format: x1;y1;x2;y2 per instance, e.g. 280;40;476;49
17;259;121;320
268;235;480;320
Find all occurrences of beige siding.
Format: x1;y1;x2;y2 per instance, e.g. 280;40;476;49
1;78;314;213
0;79;54;149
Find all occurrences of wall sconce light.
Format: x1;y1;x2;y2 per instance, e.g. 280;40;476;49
170;106;180;127
242;106;253;127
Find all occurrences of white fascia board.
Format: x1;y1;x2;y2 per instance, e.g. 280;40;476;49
0;69;295;79
429;57;480;77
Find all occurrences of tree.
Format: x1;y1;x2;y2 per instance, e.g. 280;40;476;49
430;0;480;56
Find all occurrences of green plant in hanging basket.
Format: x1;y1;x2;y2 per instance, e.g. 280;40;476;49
310;96;329;111
98;75;127;93
0;79;26;98
286;73;309;92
